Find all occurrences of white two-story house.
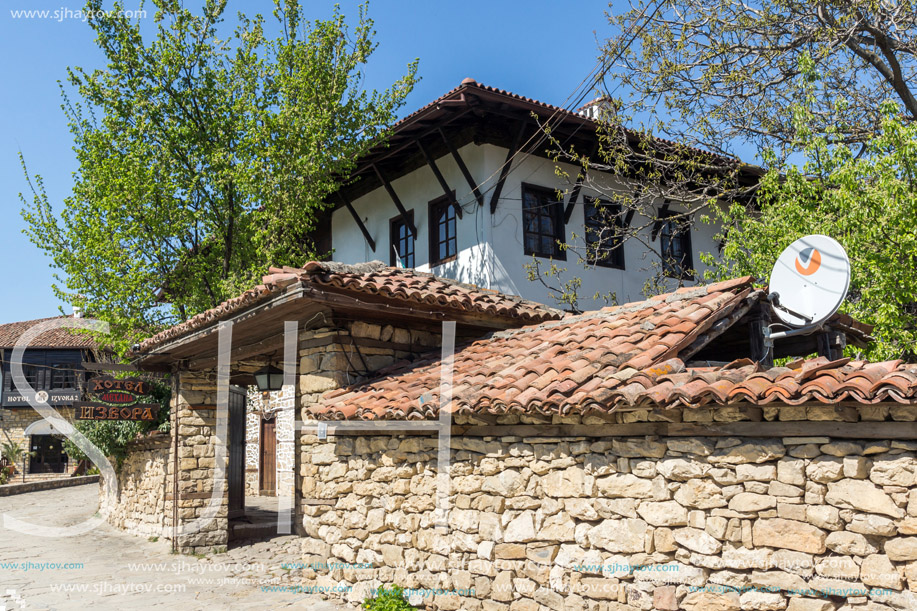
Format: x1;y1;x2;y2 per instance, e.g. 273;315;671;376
321;79;762;309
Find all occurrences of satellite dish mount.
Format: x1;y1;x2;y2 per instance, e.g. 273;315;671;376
762;235;851;353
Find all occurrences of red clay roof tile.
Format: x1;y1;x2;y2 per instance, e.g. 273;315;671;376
138;261;562;353
311;276;917;420
0;316;102;350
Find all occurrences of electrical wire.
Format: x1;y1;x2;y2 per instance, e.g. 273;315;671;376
453;0;668;212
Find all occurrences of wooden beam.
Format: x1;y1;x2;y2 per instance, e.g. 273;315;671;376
186;329;288;370
416;139;463;219
651;201;670;241
301;286;517;330
564;141;598;223
443;420;917;439
372;164;417;239
748;303;773;368
345;107;475;182
490;120;527;214
81;362;138;372
563;177;584;224
817;331;846;361
439;127;484;207
336;192;375;252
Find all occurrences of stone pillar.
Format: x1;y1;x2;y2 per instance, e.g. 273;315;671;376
244;388;262;497
271;384;297;525
169;370;228;554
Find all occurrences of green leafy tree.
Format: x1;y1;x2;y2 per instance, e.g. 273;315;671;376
606;0;917;159
706;100;917;361
21;0;418;354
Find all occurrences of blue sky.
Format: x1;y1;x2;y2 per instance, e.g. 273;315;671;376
0;0;617;323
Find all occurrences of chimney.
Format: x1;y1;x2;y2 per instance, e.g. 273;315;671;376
577;96;614;121
73;305;83;319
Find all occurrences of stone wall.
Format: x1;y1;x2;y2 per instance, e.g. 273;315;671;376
245;388;262;497
170;371;228;553
107;371;231;553
296;319;444;530
100;434;171;538
296;407;917;611
0;475;99;496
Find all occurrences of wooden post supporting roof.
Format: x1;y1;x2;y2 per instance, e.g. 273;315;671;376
489;120;527;214
438;127;484;207
372;164;417;239
336;192;376;252
416;139;462;219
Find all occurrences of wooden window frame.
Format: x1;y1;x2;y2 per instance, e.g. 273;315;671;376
389;210;415;268
583;197;626;270
658;210;694;280
428;193;458;266
521;183;566;260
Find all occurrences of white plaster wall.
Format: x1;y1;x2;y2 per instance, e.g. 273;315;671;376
331;143;493;290
331;141;725;310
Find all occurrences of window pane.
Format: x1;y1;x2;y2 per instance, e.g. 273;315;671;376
522;186;564;258
541;213;554;240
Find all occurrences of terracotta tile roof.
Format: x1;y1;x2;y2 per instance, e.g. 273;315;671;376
311;279;915;421
137;261;563;353
312;277;763;420
600;356;917;409
0;316;100;350
387;80;749;168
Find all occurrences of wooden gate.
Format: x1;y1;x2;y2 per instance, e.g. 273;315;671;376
227;386;246;519
260;417;276;495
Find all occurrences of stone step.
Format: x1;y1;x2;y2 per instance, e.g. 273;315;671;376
229;521;278;541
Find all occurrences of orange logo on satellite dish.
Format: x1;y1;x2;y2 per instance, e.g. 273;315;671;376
794;247;822;276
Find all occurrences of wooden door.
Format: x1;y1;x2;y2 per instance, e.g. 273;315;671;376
260;417;276;495
29;435;66;474
227;386;246;519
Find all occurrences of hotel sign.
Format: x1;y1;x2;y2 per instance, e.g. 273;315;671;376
2;389;80;407
75;376;159;421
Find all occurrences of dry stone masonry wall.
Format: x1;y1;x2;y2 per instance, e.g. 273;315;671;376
245;388;264;497
298;408;917;611
100;435;171;538
170;372;228;553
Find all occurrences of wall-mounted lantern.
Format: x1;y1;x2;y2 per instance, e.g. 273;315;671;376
254;365;284;392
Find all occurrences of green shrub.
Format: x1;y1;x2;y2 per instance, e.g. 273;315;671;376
362;585;417;611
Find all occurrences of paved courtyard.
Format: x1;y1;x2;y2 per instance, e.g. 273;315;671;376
0;485;357;611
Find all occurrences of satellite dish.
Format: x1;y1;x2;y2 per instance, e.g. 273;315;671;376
768;235;850;328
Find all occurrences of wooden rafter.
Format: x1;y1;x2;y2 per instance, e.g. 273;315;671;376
563;177;584;224
438;127;484;207
336;192;375;252
650;201;671;241
489;120;527;214
416;139;463;219
564;141;599;223
372;164;417;239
